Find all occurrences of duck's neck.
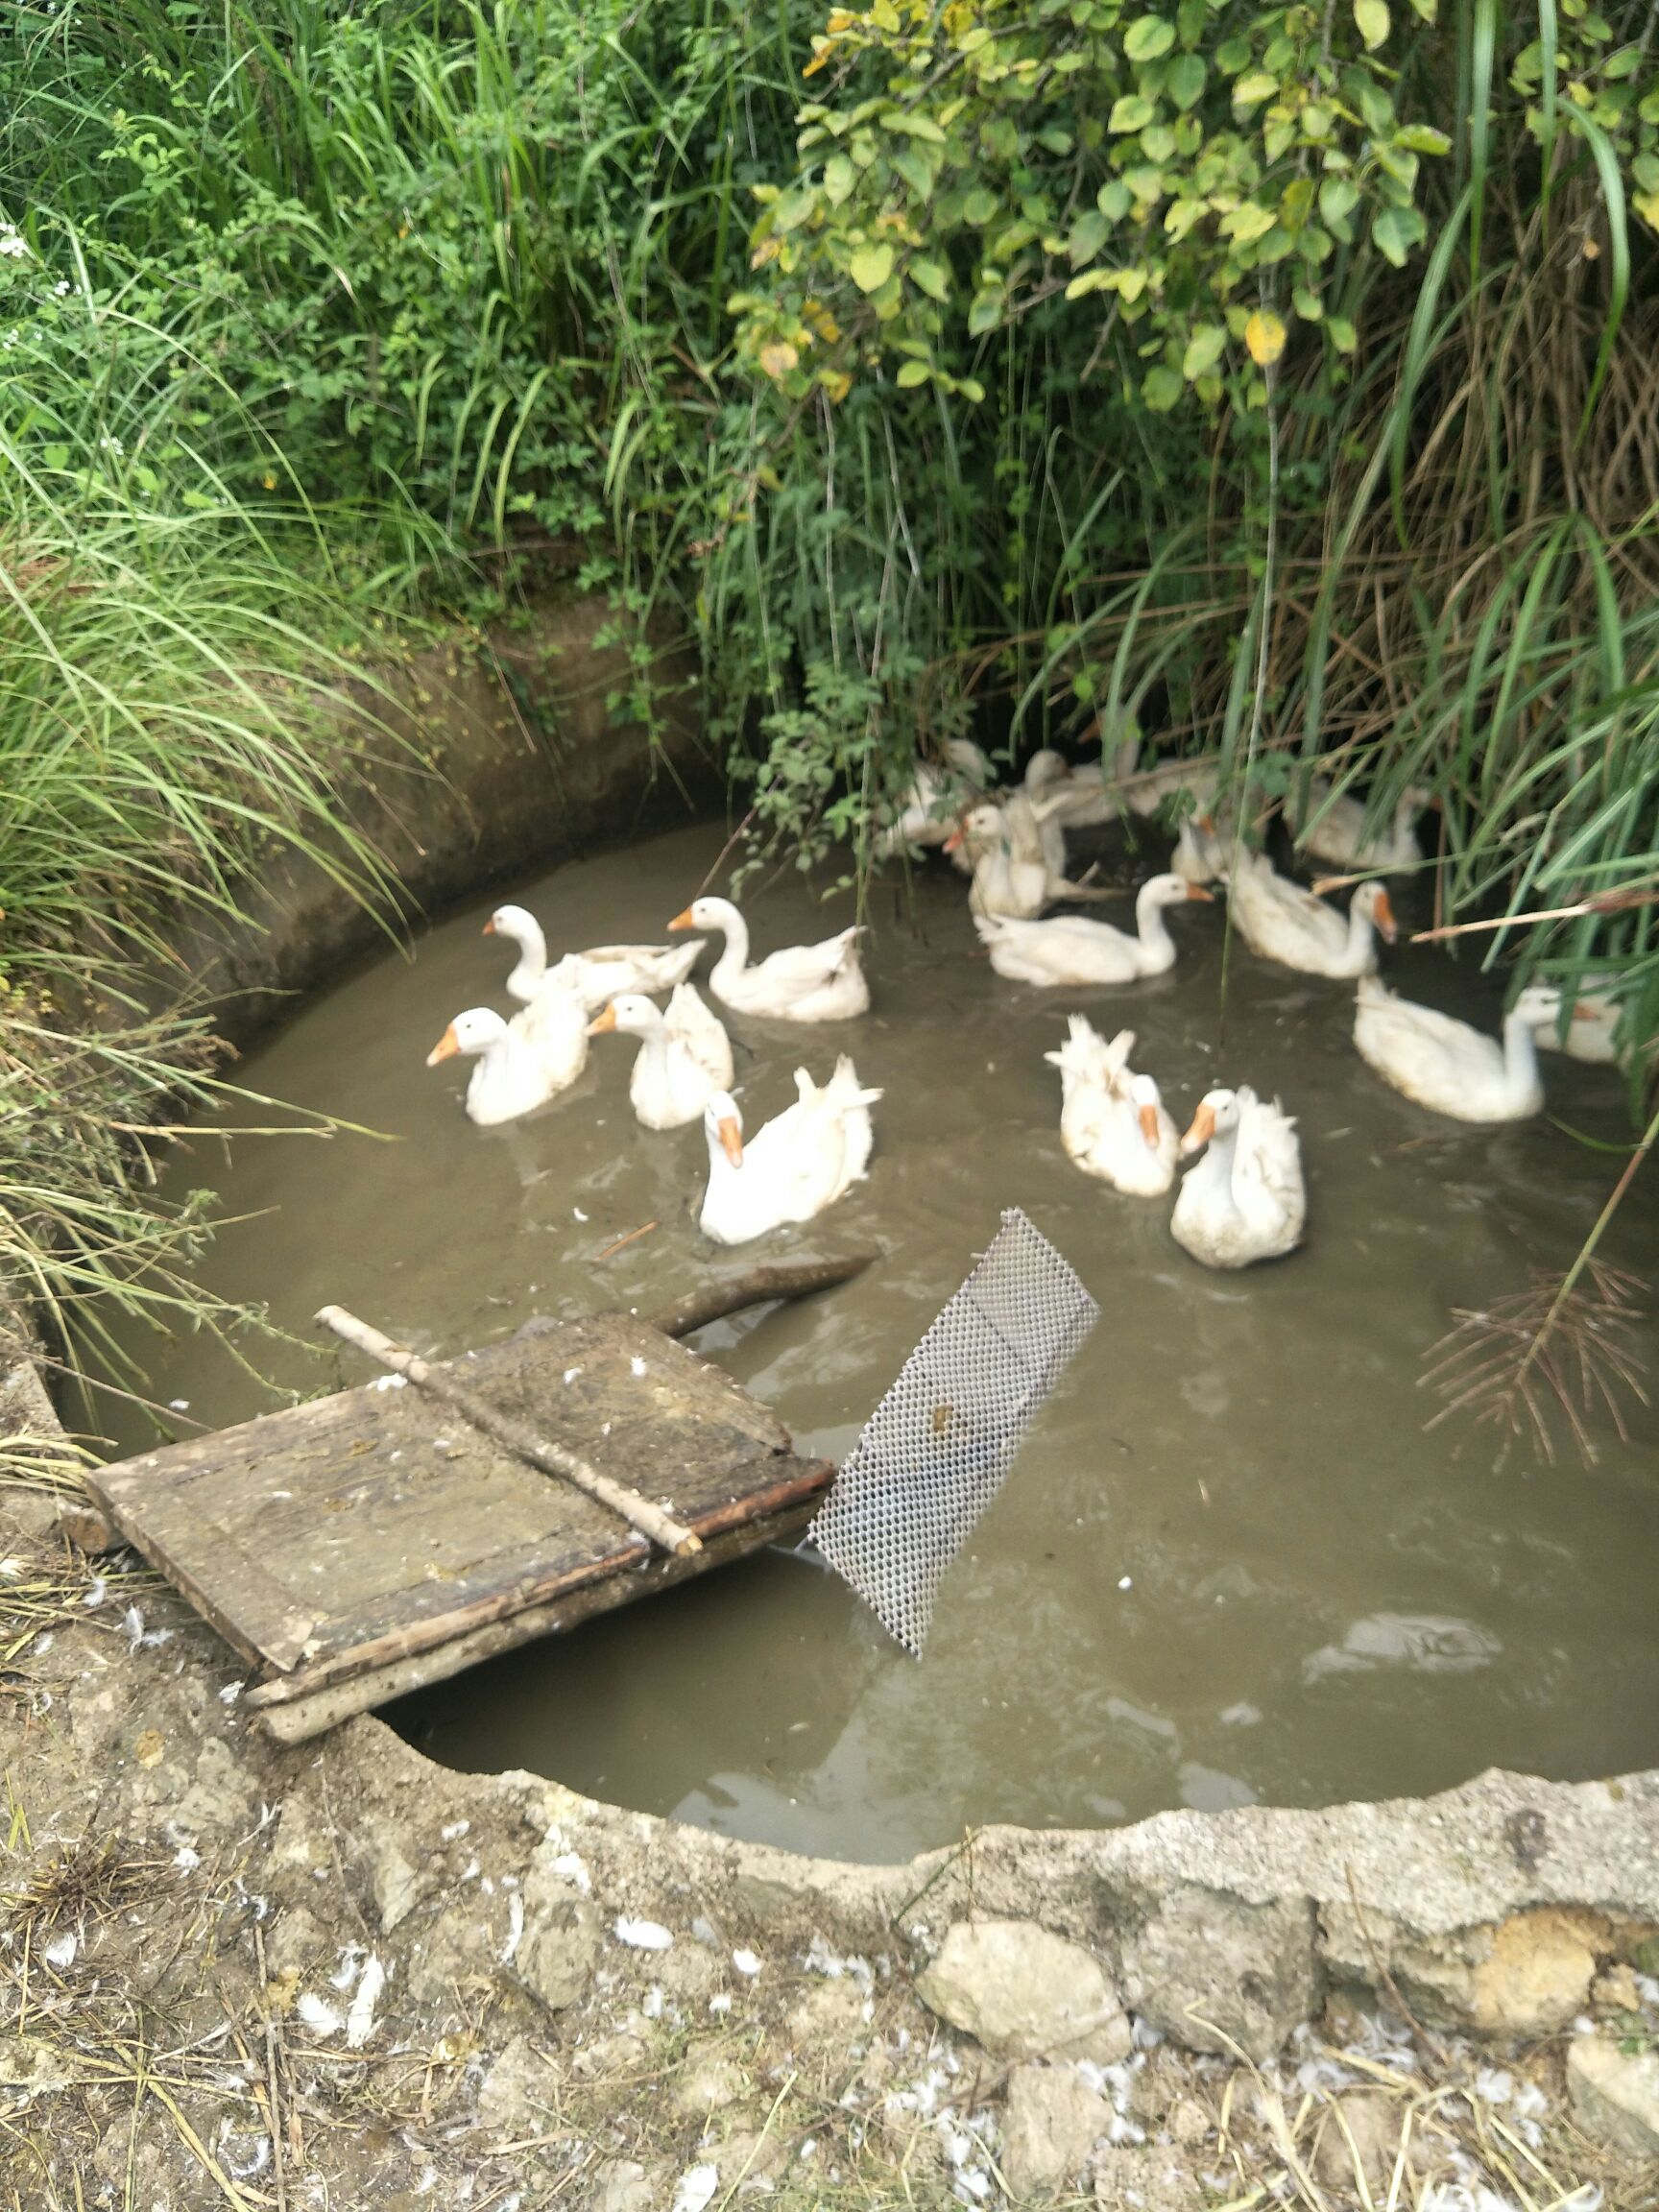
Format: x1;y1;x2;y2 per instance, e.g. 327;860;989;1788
630;1008;671;1071
1344;899;1376;967
504;915;547;997
1191;1120;1240;1204
1134;883;1178;958
1503;1009;1544;1103
706;900;750;985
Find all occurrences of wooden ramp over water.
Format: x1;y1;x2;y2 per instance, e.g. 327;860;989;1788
84;1305;837;1743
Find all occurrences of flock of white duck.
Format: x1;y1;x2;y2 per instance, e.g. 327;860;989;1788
424;737;1614;1268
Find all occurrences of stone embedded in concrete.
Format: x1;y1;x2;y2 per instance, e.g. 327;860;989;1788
999;2063;1113;2199
1117;1887;1317;2061
1471;1907;1602;2033
915;1919;1131;2062
1567;2034;1659;2161
1320;1902;1606;2037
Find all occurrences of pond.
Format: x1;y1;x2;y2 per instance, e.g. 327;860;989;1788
99;817;1659;1862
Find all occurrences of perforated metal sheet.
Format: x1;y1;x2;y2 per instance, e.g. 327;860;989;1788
808;1209;1098;1657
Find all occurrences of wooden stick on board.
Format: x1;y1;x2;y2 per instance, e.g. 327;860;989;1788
315;1304;702;1557
644;1252;878;1340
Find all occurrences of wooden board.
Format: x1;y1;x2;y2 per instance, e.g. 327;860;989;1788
85;1312;831;1705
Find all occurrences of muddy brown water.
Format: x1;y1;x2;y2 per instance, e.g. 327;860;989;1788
100;820;1659;1862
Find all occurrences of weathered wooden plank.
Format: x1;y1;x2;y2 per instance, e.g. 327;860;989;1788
83;1310;830;1683
254;1498;819;1743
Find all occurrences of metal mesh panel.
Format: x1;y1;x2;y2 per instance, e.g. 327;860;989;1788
808;1209;1098;1657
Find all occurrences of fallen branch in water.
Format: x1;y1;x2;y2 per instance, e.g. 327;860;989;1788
644;1252;878;1340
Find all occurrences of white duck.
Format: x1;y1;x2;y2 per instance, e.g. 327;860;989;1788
1294;781;1431;873
698;1059;881;1245
1527;982;1624;1066
973;873;1212;985
426;1003;585;1126
947;799;1111;920
1227;852;1397;978
1172;1087;1306;1269
668;895;869;1022
1045;1020;1179;1196
587;985;734;1131
485;903;704;1011
1353;977;1570;1122
877;737;991;870
1171;810;1231;887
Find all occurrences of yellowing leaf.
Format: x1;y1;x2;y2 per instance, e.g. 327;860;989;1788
1232;70;1278;106
1635;187;1659;233
819;367;853;402
1222;201;1277;243
849;243;895;293
824;154;855;206
1244;309;1286;366
134;1728;165;1769
758;342;800;379
1354;0;1390;49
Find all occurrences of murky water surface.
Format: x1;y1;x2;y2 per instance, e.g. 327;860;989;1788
102;820;1659;1861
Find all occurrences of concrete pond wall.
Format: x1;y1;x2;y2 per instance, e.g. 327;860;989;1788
7;597;1659;2191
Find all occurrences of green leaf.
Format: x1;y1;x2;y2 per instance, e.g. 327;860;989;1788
1182;322;1226;378
1327;316;1358;351
1292;283;1323;320
1407;0;1435;15
895;358;931;387
1141;123;1176;161
967;282;1006;333
1176;0;1206;47
909;255;950;301
883;111;948;143
1097;180;1133;220
1036;127;1074;155
1109;94;1156;132
823;154;855;207
1371;204;1426;265
1166;53;1206;108
1142;363;1184;409
1068;209;1112;263
849;242;895;292
890;145;935;198
1232;71;1278;106
1214;36;1251;72
962;187;1000;226
1354;0;1390;46
1317;176;1360;230
1395;124;1453;153
772;185;818;231
1123;14;1176;60
1301;102;1333;139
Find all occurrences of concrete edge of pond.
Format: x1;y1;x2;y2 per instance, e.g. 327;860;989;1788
8;594;1658;2076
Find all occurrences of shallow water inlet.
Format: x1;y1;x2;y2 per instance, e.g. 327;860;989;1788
100;819;1659;1862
